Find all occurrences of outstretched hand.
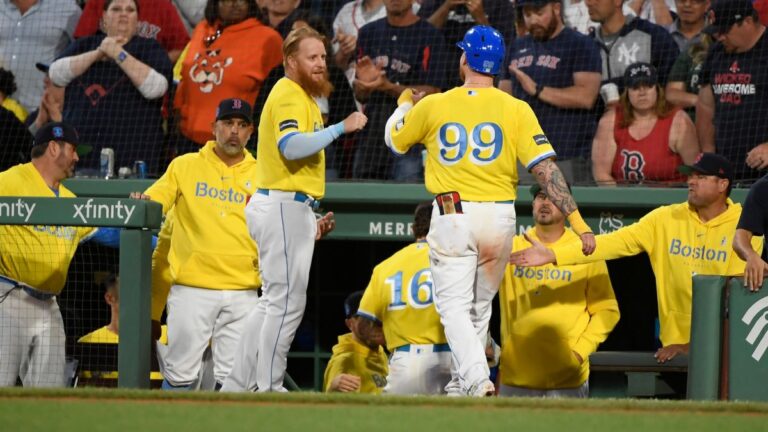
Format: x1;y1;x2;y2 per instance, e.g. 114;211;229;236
508;232;556;267
580;232;596;256
316;211;336;240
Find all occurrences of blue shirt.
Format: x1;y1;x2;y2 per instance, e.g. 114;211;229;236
501;28;602;159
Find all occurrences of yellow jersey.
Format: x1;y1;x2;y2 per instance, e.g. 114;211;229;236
256;77;325;198
1;97;28;123
500;228;619;389
322;333;389;394
553;200;762;346
358;241;447;352
389;87;555;201
78;325;168;380
151;208;174;321
0;163;94;294
144;141;261;291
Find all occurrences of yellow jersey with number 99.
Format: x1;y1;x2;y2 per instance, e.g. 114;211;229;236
256;77;326;198
357;241;447;352
390;87;555;202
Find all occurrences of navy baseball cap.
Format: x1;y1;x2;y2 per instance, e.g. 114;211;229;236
624;62;658;88
215;98;252;123
343;290;364;318
530;181;571;198
678;153;734;182
35;62;50;73
704;0;757;35
34;121;92;155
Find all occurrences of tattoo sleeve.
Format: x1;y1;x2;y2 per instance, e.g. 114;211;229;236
530;158;578;216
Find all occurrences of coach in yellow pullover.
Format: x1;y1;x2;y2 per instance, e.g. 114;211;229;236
131;99;261;390
510;154;762;362
500;184;619;397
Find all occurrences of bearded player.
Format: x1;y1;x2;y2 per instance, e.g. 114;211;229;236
384;25;595;396
222;26;367;392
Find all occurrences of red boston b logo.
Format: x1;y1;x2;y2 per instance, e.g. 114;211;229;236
233;99;242;109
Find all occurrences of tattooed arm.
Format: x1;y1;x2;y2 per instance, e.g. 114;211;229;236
530;158;596;255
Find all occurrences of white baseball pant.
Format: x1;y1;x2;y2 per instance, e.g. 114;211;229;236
384;344;453;395
162;284;259;386
223;191;316;392
427;201;516;393
0;279;66;387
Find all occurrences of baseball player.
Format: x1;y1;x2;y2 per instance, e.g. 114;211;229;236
510;154;762;362
499;184;620;398
222;26;366;393
130;98;263;390
357;202;456;395
0;122;105;387
323;291;388;394
384;25;595;396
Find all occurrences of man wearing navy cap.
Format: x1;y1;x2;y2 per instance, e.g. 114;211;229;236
697;0;768;182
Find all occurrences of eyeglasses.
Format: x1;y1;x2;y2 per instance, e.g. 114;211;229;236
204;28;222;47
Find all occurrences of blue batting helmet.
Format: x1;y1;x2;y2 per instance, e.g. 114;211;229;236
456;25;505;76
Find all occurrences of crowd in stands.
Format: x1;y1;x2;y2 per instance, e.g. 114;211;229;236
1;0;767;183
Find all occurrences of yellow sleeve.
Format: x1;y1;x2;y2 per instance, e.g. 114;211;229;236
172;43;189;83
272;94;311;145
144;159;181;213
151;209;174;321
390;99;430;155
322;354;355;392
514;102;556;170
571;260;620;360
358;266;384;322
554;210;660;266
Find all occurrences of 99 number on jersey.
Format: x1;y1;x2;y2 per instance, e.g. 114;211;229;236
386;268;434;310
438;122;502;166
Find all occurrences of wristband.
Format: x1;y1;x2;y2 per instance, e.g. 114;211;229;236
534;84;543;99
567;209;592;235
116;50;128;64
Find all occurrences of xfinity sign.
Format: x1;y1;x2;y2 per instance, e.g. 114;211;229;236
73;199;136;224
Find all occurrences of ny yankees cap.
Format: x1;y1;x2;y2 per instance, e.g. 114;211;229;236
704;0;757;35
343;290;364;318
678;153;734;182
215;98;253;123
624;62;658;89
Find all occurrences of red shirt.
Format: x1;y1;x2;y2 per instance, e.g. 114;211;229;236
611;107;684;183
74;0;189;53
174;18;283;145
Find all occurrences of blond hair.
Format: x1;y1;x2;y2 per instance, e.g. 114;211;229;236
282;26;326;67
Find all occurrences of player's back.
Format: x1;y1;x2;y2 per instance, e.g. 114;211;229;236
395;87;555;202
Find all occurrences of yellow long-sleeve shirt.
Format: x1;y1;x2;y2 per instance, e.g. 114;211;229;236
553;199;762;346
143;141;261;290
323;333;388;394
501;228;619;389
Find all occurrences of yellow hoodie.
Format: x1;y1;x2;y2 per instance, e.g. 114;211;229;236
144;141;261;290
501;228;619;389
323;333;389;394
553;199;762;346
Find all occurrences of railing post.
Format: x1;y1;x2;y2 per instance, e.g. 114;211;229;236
688;275;726;400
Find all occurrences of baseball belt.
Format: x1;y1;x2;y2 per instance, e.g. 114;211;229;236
0;275;55;302
394;343;451;353
256;188;320;211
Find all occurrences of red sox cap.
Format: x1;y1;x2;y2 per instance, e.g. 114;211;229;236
678;153;734;182
216;98;253;123
344;290;364;318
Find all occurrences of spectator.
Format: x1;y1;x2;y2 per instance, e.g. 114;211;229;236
49;0;172;174
264;0;304;38
25;63;65;136
252;12;358;179
353;0;448;180
418;0;516;87
665;34;712;121
592;62;699;185
0;68;27;122
510;153;762;363
624;0;676;26
323;291;388;393
332;0;386;82
667;0;710;49
74;0;190;63
499;183;619;398
0;106;31;171
499;0;602;184
586;0;679;105
172;0;209;34
563;0;600;34
733;174;768;291
174;0;282;152
0;0;81;112
697;0;768;183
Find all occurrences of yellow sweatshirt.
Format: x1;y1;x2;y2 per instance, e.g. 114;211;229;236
553;199;761;346
144;141;261;290
500;228;620;389
323;333;389;394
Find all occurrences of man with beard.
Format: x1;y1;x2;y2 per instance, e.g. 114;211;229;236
510;153;762;364
353;0;449;181
499;0;602;184
498;183;619;398
696;0;768;183
222;27;367;392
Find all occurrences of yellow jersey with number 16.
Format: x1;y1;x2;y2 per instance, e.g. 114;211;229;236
389;87;555;202
256;77;325;199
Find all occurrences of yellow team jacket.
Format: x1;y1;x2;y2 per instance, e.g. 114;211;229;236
553;200;762;346
0;163;94;294
323;333;388;394
143;141;261;290
78;325;168;380
501;228;620;389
